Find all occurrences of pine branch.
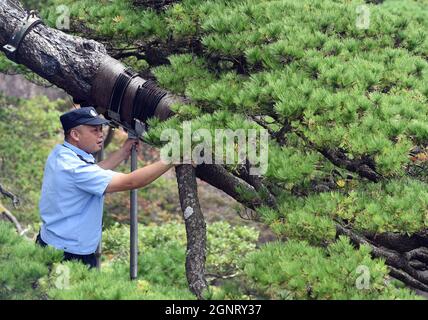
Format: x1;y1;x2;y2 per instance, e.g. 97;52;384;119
0;183;20;207
336;221;428;293
388;266;428;292
0;202;23;235
318;148;382;182
196;164;428;294
0;184;26;235
250;115;291;147
234;158;278;209
295;131;382;182
195;163;264;211
362;230;428;253
132;0;181;11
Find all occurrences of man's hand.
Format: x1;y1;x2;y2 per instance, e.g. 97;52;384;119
120;138;140;161
98;138;140;170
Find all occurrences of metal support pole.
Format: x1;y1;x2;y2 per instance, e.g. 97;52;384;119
95;142;104;270
129;133;138;280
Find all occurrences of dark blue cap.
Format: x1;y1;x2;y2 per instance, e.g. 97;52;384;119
60;107;110;132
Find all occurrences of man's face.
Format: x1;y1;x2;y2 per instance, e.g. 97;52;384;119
70;124;104;154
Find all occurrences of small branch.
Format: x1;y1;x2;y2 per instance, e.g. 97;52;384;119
250;116;291;147
206;272;240;281
273;122;291;146
250;116;276;137
235;158;278;209
110;50;147;61
318;149;382;182
132;0;181;11
388;266;428;292
295;131;382;182
363;230;428;253
405;248;428;265
0;202;23;235
0;184;20;207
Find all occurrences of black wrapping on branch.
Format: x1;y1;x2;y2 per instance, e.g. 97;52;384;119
2;10;43;62
90;57;170;134
109;68;138;118
132;80;168;123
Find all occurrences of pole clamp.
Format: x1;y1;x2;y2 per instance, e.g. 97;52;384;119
2;10;43;62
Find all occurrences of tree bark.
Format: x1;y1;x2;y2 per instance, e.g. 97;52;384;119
195;163;263;211
175;164;208;299
0;0;107;103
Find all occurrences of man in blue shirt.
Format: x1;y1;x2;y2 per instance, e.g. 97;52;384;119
36;107;175;268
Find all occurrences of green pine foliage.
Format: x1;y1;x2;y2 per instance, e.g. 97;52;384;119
0;220;419;300
41;0;167;40
0;222;63;299
0;220;259;300
33;0;428;179
243;237;420;299
258;177;428;241
44;259;195;300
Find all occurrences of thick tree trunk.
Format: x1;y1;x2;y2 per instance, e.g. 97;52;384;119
175;165;208;299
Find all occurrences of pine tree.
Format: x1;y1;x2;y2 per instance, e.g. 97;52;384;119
1;0;428;299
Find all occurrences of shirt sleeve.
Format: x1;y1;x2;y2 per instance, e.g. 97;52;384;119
72;163;117;197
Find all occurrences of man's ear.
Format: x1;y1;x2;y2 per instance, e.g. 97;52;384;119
70;128;80;141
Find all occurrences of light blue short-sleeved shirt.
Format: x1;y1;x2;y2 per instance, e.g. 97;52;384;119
39;141;116;255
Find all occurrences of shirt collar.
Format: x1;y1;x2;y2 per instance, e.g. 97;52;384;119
62;141;95;163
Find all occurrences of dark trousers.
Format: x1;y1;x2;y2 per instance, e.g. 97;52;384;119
36;233;96;269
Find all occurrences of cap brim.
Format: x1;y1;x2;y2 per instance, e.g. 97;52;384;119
80;117;110;126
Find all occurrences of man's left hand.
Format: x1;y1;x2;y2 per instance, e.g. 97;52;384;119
121;138;140;161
